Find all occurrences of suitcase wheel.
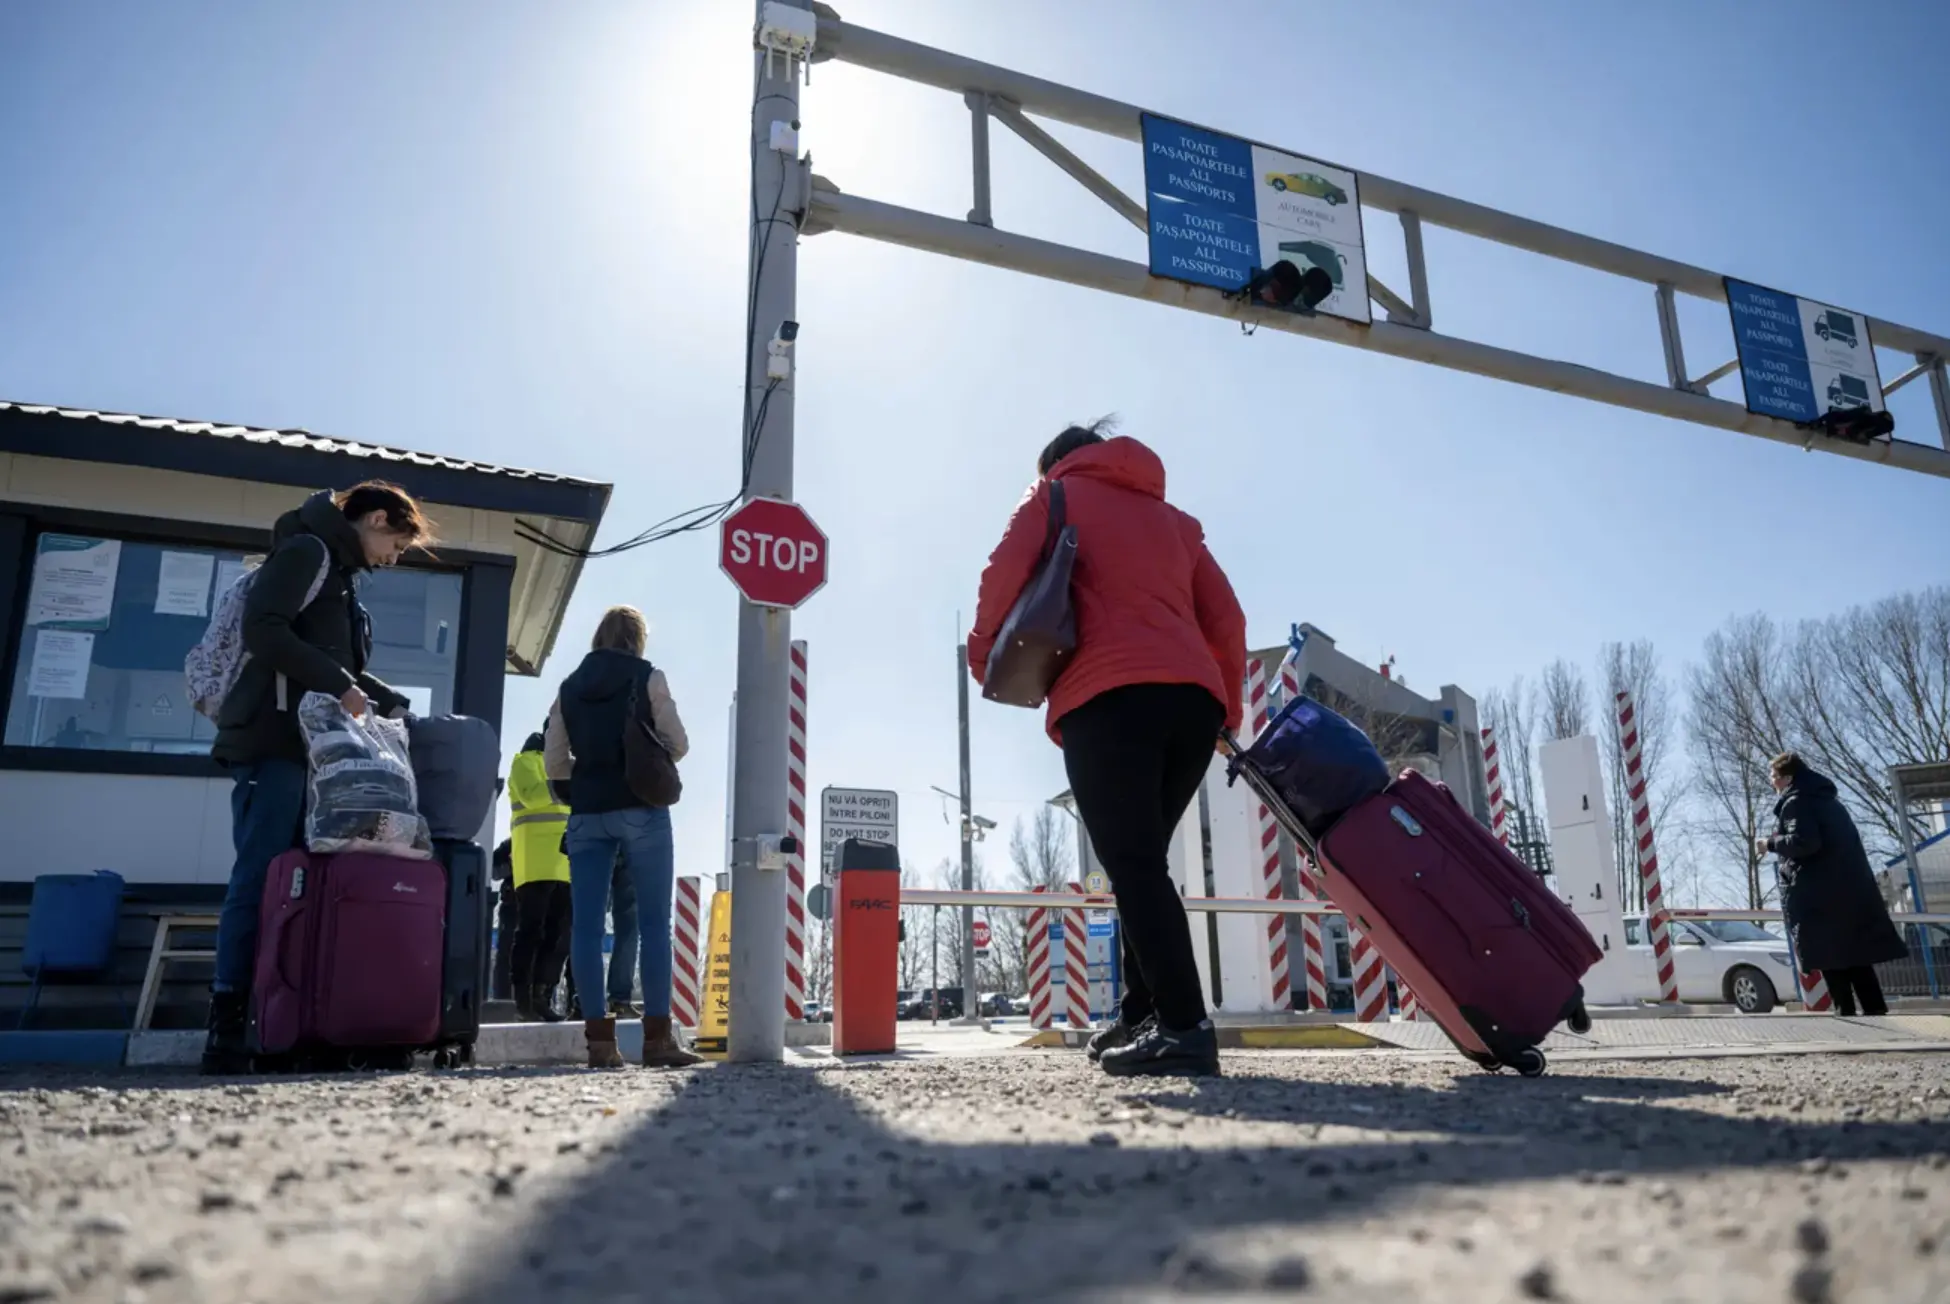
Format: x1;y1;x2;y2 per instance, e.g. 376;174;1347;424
1512;1047;1548;1078
431;1044;474;1070
1567;1002;1592;1036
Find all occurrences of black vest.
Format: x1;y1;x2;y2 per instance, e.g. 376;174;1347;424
558;649;652;815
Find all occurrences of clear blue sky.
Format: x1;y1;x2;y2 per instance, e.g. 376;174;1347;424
3;1;1947;894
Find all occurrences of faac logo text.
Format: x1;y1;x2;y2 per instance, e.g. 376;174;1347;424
848;897;895;911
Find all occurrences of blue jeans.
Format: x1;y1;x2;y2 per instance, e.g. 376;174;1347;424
214;760;309;992
566;808;674;1020
608;854;640;1002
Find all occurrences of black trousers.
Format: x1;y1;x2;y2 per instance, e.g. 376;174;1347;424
1059;682;1223;1032
511;881;573;997
1821;965;1888;1017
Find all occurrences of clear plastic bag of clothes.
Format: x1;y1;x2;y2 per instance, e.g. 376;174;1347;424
298;692;433;860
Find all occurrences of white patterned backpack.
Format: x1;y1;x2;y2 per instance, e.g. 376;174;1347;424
184;536;332;720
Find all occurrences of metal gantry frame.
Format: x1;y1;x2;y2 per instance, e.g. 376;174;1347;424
730;2;1950;1063
798;7;1950;478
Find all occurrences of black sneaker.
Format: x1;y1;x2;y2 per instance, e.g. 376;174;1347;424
199;990;254;1076
608;998;641;1019
1086;1015;1152;1062
1099;1020;1220;1078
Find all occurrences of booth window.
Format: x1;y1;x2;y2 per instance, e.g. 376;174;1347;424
4;530;463;757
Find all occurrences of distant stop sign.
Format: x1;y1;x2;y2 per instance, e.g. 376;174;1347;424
972;919;991;953
719;497;828;609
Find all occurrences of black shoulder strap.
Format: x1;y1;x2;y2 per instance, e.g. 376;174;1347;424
1040;480;1067;558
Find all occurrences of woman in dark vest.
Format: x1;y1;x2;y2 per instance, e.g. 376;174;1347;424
544;605;698;1069
203;482;432;1074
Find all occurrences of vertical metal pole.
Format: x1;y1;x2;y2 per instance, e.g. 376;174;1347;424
965;92;993;227
727;0;805;1063
1922;354;1950;453
1889;768;1939;999
1655;282;1690;392
1398;209;1430;330
930;905;940;1023
956;641;978;1020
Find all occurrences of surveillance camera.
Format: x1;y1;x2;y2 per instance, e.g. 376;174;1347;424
776;320;800;343
972;815;997;830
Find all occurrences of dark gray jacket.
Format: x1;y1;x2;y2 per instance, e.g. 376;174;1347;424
211;491;408;766
1768;768;1908;973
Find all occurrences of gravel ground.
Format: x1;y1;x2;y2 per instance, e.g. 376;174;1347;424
2;1049;1947;1303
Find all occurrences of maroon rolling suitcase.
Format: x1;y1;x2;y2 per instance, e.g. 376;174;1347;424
253;849;447;1068
1227;739;1600;1076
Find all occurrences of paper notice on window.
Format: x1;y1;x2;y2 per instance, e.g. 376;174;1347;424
214;557;252;599
28;630;94;700
155;551;217;617
27;536;121;629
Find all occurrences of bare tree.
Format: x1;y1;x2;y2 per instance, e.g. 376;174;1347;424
1539;658;1590;740
1687;617;1787;908
1481;675;1542;825
986;807;1076;997
1598;639;1683;910
1777;587;1950;853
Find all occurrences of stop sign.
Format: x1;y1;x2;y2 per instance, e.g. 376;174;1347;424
972;919;991;953
719;497;828;609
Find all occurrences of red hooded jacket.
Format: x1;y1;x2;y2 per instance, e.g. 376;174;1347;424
967;437;1247;742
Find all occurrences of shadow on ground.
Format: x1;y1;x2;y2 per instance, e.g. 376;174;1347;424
424;1059;1950;1303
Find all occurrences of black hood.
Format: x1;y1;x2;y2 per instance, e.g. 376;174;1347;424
1778;767;1839;813
522;732;546;752
562;648;645;704
273;490;367;571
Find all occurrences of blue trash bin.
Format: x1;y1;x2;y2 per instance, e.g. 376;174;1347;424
20;870;126;1029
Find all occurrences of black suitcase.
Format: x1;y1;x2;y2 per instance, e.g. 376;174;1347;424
433;838;488;1064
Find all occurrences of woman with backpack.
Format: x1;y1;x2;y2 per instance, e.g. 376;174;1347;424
543;605;700;1069
201;482;434;1074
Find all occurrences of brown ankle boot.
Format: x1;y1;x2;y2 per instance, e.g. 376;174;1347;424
641;1015;703;1068
584;1017;625;1069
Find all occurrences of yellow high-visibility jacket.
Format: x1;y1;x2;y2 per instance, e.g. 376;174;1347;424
507;749;570;886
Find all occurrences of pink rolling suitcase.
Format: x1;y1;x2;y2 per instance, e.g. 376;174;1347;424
1228;740;1600;1076
253;850;446;1066
1315;771;1601;1075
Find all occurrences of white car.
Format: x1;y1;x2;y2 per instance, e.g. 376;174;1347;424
1623;914;1802;1013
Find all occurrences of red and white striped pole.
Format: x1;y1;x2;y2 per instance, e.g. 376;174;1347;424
1247;659;1293;1010
1617;690;1679;1003
783;640;809;1021
1350;932;1387;1022
671;875;703;1028
1396;978;1423;1022
1798;969;1833;1012
1277;650;1329;1013
1063;881;1092;1028
1482;725;1509;847
1026;886;1054;1029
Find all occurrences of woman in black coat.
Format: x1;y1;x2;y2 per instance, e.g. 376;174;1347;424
1760;752;1908;1016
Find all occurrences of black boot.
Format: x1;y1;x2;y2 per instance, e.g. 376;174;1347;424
1099;1020;1220;1078
534;986;565;1024
1087;1014;1152;1063
199;990;253;1076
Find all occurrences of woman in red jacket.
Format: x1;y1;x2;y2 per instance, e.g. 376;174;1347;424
969;420;1247;1077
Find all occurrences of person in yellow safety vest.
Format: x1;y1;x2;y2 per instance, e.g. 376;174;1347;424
508;727;573;1022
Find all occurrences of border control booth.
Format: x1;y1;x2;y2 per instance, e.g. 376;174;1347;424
0;401;609;1030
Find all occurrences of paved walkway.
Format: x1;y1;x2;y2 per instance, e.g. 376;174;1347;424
4;1049;1947;1302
